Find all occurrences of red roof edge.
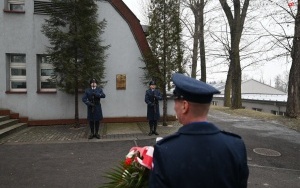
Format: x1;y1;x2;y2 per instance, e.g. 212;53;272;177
109;0;151;58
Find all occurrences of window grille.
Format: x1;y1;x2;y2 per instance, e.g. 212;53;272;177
37;55;56;92
9;54;27;92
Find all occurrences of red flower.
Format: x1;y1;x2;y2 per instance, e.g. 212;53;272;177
102;146;155;188
124;157;133;166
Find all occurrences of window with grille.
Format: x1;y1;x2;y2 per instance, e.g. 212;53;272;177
37;55;56;92
6;0;25;12
9;54;27;92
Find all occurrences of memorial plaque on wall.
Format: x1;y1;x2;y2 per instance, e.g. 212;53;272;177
116;74;126;90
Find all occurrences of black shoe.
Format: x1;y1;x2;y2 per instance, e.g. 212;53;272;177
88;134;94;139
95;134;100;139
148;132;153;136
153;131;159;135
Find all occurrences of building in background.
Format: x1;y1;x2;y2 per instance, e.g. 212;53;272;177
212;79;287;115
0;0;175;125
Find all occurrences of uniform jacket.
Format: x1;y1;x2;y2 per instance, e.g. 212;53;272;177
145;89;162;120
82;87;106;121
149;122;249;188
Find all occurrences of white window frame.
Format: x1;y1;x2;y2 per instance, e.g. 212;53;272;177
9;54;27;92
7;0;25;11
38;55;56;92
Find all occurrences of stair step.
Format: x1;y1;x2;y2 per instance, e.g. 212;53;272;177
0;116;10;122
0;123;27;139
0;119;20;130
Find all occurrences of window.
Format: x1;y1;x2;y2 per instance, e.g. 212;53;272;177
34;1;52;15
9;54;26;92
5;0;25;12
252;108;262;112
37;55;56;92
271;110;285;116
271;110;278;115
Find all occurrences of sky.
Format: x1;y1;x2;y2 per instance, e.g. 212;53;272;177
122;0;292;86
123;0;148;24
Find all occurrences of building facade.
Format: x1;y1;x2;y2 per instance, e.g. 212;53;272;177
212;79;287;115
0;0;175;125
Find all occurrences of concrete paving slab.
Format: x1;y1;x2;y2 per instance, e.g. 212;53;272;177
104;123;142;135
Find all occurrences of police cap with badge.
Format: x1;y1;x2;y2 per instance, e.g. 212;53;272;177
90;78;98;84
149;80;156;85
171;73;220;103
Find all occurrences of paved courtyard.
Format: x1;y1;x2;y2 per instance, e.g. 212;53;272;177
0;122;181;144
0;109;299;188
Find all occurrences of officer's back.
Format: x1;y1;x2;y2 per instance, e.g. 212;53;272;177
149;73;249;188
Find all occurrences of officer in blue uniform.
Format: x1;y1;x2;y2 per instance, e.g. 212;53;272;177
82;78;106;139
145;80;162;136
149;73;249;188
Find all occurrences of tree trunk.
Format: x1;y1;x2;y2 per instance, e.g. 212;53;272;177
162;87;168;126
286;62;299;118
74;63;80;128
219;0;249;109
199;0;206;82
74;87;80;128
162;0;168;126
286;4;300;118
224;58;233;107
191;14;199;78
231;46;242;109
74;19;80;128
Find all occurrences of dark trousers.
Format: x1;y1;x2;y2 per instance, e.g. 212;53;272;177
89;120;100;135
149;120;157;132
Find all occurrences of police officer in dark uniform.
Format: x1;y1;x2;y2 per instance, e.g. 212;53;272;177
145;80;162;136
149;73;249;188
82;78;106;139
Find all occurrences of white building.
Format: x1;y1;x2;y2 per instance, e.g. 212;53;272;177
0;0;176;125
212;79;287;115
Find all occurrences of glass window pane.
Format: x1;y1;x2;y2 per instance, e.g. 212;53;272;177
41;82;56;89
11;68;26;76
41;69;54;76
10;4;24;11
41;56;51;64
11;55;25;63
12;81;26;89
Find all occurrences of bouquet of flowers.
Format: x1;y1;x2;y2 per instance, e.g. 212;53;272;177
101;146;154;188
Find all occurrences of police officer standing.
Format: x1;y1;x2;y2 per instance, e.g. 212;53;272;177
149;73;249;188
82;78;106;139
145;81;162;136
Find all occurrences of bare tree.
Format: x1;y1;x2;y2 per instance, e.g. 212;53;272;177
218;0;250;109
259;0;299;117
287;2;300;118
181;0;267;108
181;0;207;81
